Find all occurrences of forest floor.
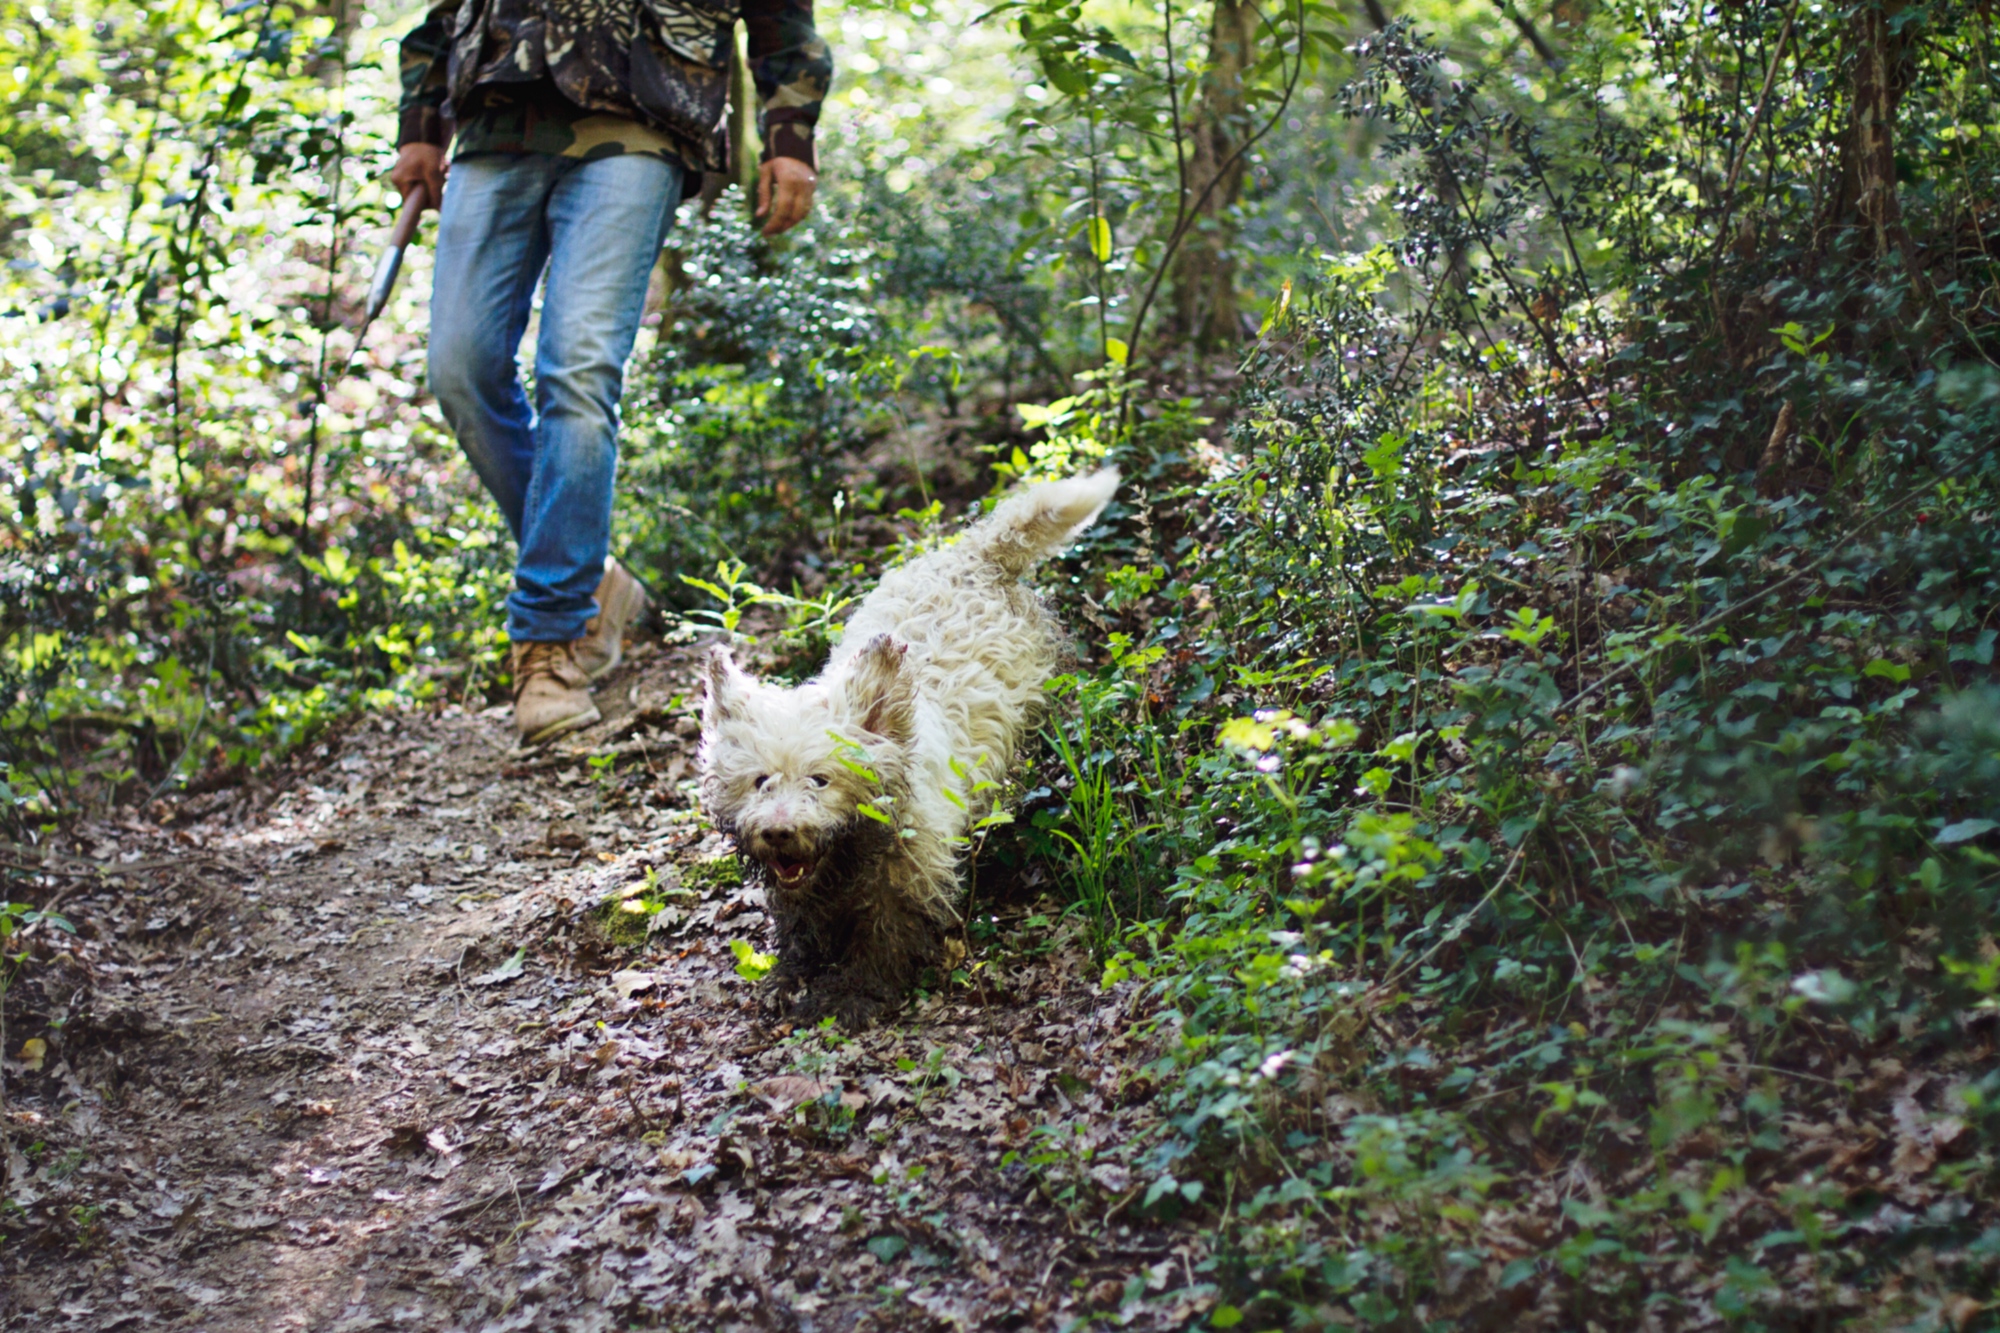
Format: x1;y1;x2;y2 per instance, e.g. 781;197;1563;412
0;640;1208;1332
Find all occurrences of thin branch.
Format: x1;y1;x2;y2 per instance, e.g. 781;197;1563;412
1125;0;1310;367
1086;106;1111;359
1161;0;1190;215
90;101;163;445
1712;0;1806;248
1493;0;1563;70
300;54;351;564
166;2;276;533
1389;50;1573;376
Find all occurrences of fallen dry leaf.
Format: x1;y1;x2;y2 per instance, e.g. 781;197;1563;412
611;969;656;999
755;1075;833;1109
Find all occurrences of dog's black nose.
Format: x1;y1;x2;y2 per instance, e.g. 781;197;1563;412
751;828;815;861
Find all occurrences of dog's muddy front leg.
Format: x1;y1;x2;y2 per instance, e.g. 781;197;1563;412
796;892;949;1029
756;958;807;1017
792;970;903;1029
761;892;869;1023
756;915;837;1019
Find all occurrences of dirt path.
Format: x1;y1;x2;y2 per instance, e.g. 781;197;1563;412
2;644;1205;1332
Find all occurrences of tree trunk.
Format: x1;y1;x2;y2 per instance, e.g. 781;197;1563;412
1169;0;1256;351
1829;0;1916;259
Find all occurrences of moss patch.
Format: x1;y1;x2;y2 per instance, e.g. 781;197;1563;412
683;853;744;895
592;865;697;949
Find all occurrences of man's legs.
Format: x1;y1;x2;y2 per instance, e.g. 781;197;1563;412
508;153;685;644
428;150;683;741
428;153;563;543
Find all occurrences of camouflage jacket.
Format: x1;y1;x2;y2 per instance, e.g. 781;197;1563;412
397;0;830;173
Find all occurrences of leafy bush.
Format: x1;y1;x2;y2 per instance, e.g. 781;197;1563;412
1007;2;2000;1323
0;1;527;825
5;0;1998;1321
620;197;892;601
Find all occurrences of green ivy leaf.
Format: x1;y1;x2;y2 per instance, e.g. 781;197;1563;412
866;1234;908;1262
729;939;776;982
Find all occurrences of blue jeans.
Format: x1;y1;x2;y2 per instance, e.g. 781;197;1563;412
429;152;685;643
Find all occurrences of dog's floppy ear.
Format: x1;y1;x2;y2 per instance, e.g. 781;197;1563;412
841;634;915;743
702;644;751;729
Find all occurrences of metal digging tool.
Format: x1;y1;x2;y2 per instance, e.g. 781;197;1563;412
351;184;430;357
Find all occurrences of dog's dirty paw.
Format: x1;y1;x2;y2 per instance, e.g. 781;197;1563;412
792;981;896;1031
755;968;803;1019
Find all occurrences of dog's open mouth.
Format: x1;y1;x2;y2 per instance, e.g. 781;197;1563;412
766;856;816;887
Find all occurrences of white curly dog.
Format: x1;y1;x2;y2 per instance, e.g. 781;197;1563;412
699;467;1120;1026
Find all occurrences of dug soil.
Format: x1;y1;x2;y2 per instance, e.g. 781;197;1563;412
1;642;1205;1332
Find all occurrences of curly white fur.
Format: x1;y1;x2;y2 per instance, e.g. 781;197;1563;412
698;467;1119;1026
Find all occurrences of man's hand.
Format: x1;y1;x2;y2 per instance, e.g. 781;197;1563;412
756;157;816;237
391;143;448;213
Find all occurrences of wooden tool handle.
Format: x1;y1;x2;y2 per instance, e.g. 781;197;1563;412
388;184;430;249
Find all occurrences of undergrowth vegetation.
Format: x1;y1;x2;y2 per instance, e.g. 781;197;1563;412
4;0;1999;1325
1002;8;2000;1325
0;0;511;830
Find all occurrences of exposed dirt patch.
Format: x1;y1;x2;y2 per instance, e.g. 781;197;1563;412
1;644;1205;1331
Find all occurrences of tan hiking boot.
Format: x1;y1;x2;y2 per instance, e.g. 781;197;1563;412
512;640;601;745
573;557;652;682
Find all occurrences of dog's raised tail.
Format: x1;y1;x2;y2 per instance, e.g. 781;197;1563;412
970;467;1120;578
